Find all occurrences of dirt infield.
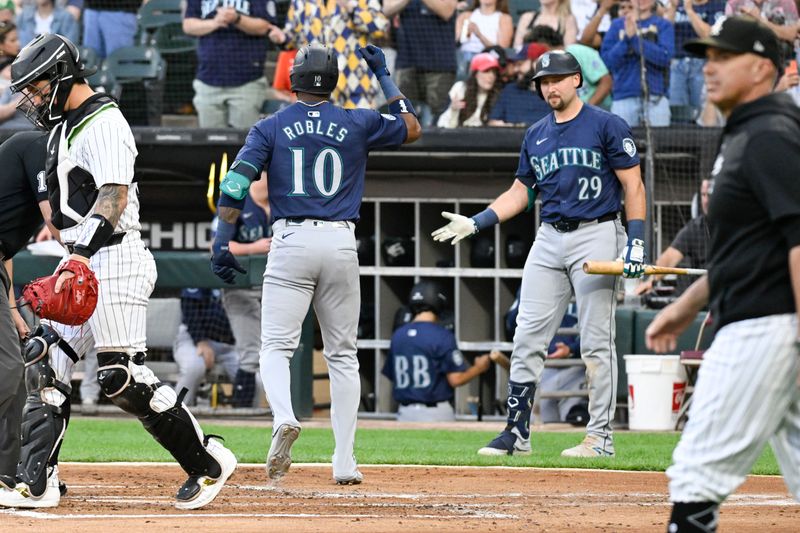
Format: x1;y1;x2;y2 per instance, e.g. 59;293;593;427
1;464;797;532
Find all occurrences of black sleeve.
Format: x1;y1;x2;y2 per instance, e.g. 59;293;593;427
669;223;693;255
742;132;800;248
22;132;48;202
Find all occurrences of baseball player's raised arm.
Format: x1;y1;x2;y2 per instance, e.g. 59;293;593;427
357;45;421;144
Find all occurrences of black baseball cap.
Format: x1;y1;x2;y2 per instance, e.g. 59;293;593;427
684;15;783;74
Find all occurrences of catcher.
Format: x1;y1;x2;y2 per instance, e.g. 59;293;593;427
0;34;236;510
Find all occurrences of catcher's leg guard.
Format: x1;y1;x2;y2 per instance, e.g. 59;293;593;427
97;352;222;477
14;325;76;498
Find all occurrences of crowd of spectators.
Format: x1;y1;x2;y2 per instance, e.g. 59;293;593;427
0;0;797;129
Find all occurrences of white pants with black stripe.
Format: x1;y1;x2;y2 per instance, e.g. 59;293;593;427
510;219;626;448
41;232;158;406
668;313;800;502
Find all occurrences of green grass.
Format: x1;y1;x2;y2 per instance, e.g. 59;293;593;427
59;418;780;475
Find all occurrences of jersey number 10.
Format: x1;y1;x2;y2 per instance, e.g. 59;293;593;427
288;147;344;197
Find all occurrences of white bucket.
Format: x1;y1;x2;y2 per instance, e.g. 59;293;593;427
624;355;688;431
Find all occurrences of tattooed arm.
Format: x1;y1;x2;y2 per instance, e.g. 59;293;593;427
94;184;129;227
54;184;129;293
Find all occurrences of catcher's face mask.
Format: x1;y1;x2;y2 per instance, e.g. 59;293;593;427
16;76;65;130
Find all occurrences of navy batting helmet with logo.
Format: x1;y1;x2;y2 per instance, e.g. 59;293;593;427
10;33;97;130
381;236;414;266
531;50;583;99
408;280;448;316
290;43;339;96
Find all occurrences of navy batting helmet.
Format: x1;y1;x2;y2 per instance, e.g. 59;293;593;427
470;236;495;268
381;236;414;267
408;280;448;316
11;33;97;130
531;50;582;99
290;43;339;96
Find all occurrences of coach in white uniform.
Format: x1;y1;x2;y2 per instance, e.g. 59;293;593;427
646;17;800;532
0;34;236;511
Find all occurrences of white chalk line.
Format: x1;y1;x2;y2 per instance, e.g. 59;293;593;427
0;510;518;520
60;462;788;481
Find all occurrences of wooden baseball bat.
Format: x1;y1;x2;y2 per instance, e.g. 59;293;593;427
582;261;708;276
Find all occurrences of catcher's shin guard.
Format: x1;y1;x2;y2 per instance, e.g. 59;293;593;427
504;381;535;440
97;352;222;477
15;401;67;497
15;325;74;497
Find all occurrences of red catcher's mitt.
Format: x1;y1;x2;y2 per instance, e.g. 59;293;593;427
22;259;99;326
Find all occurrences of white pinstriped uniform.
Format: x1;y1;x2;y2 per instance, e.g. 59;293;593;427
668;314;800;502
42;104;158;407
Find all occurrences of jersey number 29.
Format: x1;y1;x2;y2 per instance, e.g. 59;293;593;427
288;147;343;197
578;176;602;200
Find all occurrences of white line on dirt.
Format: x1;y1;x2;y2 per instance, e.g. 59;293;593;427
60;462;786;479
0;510;518;520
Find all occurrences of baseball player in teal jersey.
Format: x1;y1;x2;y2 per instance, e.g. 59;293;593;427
210;43;421;484
433;50;646;457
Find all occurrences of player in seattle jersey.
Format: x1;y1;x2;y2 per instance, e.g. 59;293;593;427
210;43;421;484
433;50;645;458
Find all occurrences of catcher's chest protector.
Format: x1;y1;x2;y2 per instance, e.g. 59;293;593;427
45;94;116;230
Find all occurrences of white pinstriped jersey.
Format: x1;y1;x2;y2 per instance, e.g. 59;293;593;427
46;95;141;243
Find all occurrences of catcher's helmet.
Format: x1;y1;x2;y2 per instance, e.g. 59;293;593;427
408;280;448;316
10;33;97;130
290;43;339;96
531;50;582;99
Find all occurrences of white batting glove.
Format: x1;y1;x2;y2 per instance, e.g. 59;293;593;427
431;211;477;245
621;238;645;279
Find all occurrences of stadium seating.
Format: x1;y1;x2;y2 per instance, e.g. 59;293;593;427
103;45;167;126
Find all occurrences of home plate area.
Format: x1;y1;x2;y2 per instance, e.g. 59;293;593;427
2;464;798;532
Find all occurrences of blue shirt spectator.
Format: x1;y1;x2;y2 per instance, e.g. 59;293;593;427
17;0;80;48
184;0;275;88
601;1;674;127
183;0;276;128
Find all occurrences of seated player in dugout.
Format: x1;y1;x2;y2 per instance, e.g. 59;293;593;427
635;177;712;298
382;281;508;422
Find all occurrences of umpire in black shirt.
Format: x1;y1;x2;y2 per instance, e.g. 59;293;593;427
0;131;51;479
645;16;800;533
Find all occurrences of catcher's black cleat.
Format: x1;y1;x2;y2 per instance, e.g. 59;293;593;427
59;481;67;497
